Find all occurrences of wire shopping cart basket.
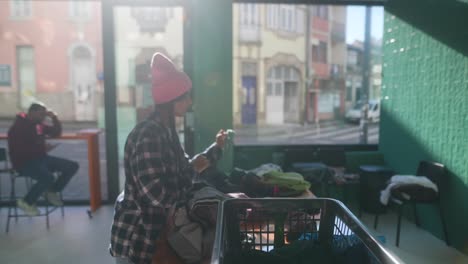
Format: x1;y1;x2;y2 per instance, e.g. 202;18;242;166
211;198;401;264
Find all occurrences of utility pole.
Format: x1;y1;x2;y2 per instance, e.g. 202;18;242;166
360;7;372;144
304;6;311;125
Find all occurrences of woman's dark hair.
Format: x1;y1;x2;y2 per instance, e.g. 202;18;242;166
155;102;176;134
154;91;190;143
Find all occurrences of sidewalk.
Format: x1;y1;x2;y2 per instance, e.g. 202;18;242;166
234;119;343;137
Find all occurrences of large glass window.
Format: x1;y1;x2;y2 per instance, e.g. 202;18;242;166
233;4;383;145
0;1;105;201
113;5;185;190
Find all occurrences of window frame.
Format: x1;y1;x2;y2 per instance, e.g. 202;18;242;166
9;0;32;19
239;3;260;26
312;41;328;64
16;45;36;109
69;0;92;21
0;65;12;87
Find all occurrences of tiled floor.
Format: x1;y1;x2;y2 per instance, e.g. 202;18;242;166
0;206;115;264
358;212;468;264
0;205;467;264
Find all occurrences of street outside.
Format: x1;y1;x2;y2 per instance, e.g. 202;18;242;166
234;120;379;145
0;119;378;202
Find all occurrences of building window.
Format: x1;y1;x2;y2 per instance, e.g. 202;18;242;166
267;66;300;97
266;5;303;34
240;4;259;26
239;4;260;42
348;50;358;66
346;85;353;101
10;0;32;18
69;0;91;20
312;5;328;19
131;7;170;34
280;5;295;32
0;65;12;86
16;46;36;108
312;41;328;63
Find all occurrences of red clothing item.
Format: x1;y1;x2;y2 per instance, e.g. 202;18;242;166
7;113;62;170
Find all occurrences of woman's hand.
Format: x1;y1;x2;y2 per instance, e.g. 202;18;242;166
215;129;228;149
191;154;210;173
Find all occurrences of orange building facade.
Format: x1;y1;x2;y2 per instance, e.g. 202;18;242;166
0;1;103;121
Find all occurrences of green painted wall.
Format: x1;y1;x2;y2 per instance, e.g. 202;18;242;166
188;0;233;172
381;0;468;253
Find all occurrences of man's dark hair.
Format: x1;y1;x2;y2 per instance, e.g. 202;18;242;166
28;103;46;113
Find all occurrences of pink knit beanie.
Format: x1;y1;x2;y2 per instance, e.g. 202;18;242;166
151;53;192;104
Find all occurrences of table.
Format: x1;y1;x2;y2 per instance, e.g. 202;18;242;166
0;129;102;212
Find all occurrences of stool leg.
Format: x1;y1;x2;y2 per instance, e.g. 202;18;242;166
438;203;449;246
60;192;64;218
374;214;379;229
14;178;19;221
14;204;18;221
413;203;420;227
6;175;15;233
396;205;403;247
45;201;50;230
6;205;11;233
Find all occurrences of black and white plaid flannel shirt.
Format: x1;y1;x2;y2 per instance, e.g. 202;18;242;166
109;111;221;264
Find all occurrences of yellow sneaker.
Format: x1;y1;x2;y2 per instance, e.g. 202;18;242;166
17;199;40;216
44;192;63;207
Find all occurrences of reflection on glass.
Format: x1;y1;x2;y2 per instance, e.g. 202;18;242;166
233;4;383;145
0;1;105;200
113;6;184;190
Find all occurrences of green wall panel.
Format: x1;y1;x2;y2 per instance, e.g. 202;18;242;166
381;0;468;253
189;0;233;172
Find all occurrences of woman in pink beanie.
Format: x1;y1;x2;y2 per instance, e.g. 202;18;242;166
110;53;227;264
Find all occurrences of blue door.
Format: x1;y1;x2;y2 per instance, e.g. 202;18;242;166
241;76;257;124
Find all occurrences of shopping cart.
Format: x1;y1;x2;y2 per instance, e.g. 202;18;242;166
211;198;401;264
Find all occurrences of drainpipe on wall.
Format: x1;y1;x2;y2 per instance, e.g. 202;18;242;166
360;7;371;144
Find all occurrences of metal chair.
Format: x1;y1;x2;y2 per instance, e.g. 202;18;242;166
0;147;13;200
374;161;449;247
1;148;65;233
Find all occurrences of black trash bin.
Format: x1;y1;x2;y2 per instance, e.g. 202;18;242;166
359;165;394;214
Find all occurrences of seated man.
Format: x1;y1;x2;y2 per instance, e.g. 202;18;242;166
7;103;79;216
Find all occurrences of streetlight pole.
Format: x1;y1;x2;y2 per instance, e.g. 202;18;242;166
360;7;372;144
304;6;311;125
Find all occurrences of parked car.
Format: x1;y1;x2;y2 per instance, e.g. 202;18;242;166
345;100;380;123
